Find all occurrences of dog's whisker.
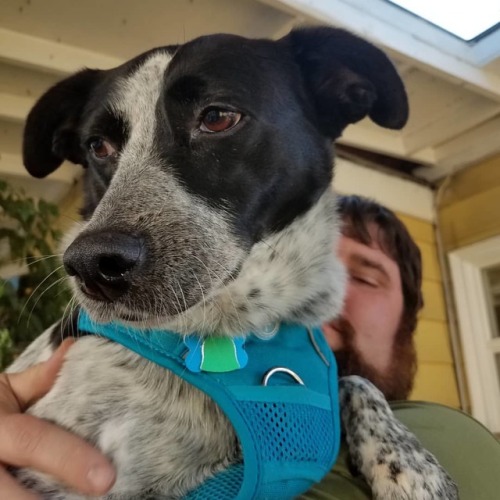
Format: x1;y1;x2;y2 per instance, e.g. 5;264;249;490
23;253;64;268
174;280;190;335
25;274;67;328
18;264;65;324
168;283;184;327
60;294;78;342
189;254;231;325
58;213;84;225
201;258;248;333
191;271;208;335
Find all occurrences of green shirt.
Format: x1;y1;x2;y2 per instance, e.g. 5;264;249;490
301;401;500;500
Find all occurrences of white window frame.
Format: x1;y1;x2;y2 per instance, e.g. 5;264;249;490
449;236;500;433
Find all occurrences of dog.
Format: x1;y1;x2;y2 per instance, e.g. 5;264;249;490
8;27;458;499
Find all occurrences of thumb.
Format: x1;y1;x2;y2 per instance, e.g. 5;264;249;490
5;338;75;411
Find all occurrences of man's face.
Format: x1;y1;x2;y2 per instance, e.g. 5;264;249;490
323;223;414;399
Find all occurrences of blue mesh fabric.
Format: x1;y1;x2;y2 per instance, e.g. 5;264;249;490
185;462;244;500
78;314;340;499
239;401;334;466
185;402;334;499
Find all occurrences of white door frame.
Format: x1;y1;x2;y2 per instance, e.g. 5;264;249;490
449;236;500;433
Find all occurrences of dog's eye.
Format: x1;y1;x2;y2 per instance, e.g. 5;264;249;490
88;138;117;160
200;108;242;133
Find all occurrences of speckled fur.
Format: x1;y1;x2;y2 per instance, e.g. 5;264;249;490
10;29;457;499
339;376;458;499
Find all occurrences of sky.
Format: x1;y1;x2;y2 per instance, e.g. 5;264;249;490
389;0;500;40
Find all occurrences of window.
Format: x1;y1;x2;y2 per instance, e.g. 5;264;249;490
449;236;500;433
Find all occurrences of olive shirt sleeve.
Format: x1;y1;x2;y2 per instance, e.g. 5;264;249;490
301;401;500;500
300;444;371;500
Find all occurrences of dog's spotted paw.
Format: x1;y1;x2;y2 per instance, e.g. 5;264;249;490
368;455;459;500
339;376;459;500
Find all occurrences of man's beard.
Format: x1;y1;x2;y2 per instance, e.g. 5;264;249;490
334;317;417;401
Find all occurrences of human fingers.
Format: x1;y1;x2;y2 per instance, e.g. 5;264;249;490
0;413;115;495
0;339;116;495
2;338;75;412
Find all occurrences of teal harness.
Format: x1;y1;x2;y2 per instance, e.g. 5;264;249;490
78;311;341;499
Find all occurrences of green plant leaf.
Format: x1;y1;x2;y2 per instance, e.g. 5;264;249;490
0;180;72;370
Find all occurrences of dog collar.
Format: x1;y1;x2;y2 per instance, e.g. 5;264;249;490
78;310;340;499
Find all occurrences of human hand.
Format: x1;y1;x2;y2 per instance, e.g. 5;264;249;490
0;339;116;499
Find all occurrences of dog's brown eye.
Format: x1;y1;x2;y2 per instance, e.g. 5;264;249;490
89;138;117;159
200;109;242;133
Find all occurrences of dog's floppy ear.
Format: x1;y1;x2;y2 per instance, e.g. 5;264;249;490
282;27;408;138
23;69;101;178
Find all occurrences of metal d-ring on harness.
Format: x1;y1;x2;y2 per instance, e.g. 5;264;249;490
262;325;331;387
262;366;305;386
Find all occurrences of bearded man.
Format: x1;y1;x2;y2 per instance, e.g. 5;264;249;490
304;194;500;500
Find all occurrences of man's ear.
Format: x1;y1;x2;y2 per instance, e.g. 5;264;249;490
281;27;409;138
23;69;101;178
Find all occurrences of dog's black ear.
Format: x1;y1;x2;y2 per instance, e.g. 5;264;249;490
23;69;101;178
282;27;408;138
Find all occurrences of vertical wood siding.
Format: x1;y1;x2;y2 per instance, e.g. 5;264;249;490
439;154;500;252
397;213;460;407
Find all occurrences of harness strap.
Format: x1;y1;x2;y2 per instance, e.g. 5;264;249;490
78;311;340;499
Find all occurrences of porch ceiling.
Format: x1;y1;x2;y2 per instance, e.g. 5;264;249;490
1;0;499;201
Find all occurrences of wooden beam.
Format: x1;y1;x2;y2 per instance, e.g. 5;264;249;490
335;157;435;221
262;0;500;102
436;116;500;172
402;98;500;154
415;116;500;182
0;92;34;122
0;28;123;75
338;121;436;164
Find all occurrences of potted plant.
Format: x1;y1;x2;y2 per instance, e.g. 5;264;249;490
0;179;71;369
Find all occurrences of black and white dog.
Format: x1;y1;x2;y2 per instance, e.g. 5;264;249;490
9;27;457;499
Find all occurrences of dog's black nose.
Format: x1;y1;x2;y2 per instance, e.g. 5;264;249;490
63;231;145;302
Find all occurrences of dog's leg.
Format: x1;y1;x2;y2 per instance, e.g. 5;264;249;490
339;376;459;500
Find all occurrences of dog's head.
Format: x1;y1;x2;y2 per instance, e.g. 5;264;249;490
24;28;408;334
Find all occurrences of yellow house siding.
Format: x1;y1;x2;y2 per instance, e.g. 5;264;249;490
395;212;460;407
419;241;442;282
421;280;447;322
439;153;500;251
411;365;460;408
414;320;453;364
439;154;500;206
398;213;435;244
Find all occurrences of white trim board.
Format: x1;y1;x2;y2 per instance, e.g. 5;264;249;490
334;158;434;222
448;236;500;433
0;28;123;75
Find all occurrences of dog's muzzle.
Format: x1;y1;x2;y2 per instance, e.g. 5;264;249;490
63;230;145;302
